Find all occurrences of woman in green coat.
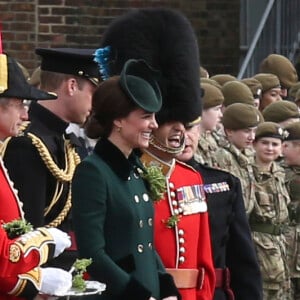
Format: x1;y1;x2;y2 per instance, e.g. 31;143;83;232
72;59;180;300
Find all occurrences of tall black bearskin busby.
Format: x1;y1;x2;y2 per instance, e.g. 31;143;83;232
99;8;202;125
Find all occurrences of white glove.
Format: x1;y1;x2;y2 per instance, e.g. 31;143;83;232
46;228;71;257
40;267;72;296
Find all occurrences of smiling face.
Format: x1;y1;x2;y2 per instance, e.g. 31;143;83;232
253;137;282;165
113;108;158;156
149;121;186;161
0;98;28;140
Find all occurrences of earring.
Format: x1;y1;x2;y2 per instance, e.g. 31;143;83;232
117;127;121;132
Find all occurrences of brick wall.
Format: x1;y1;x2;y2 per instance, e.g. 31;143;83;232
0;0;240;76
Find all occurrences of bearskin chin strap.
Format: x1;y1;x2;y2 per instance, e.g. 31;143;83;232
149;134;185;155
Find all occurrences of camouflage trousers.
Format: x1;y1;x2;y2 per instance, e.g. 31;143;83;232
263;279;291;300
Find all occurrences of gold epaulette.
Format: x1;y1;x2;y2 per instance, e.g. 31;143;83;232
25;133;80;227
1;121;81;228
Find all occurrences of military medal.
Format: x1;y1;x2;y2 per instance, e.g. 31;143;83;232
176;184;207;214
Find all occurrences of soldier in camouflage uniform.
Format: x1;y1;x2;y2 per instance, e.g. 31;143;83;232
194;82;224;166
259;53;298;99
214;103;262;215
282;122;300;299
250;122;291;300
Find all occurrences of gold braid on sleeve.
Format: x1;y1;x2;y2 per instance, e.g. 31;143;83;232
27;133;81;227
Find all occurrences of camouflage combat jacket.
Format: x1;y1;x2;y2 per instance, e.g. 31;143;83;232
213;142;256;215
250;161;290;290
284;165;300;278
195;132;221;166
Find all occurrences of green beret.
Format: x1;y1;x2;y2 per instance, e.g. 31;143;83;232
201;78;222;89
255;121;286;141
222;103;263;130
222;81;254;107
262;100;300;123
201;82;224;109
259;54;298;88
289;81;300;100
120;59;162;113
210;74;237;86
253;73;280;92
284;122;300;140
241;77;262;98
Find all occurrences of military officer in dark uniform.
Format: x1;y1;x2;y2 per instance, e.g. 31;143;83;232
177;123;263;300
3;48;100;270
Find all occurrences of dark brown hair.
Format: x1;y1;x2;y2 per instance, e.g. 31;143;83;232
85;75;136;138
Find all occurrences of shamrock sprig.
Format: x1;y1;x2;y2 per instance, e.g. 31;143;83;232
71;258;92;292
2;219;33;239
164;215;181;228
141;165;166;201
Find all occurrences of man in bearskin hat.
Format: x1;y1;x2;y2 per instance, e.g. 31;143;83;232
99;8;215;300
0;52;72;298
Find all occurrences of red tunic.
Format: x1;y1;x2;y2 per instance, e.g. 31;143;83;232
0;159;54;300
141;152;215;300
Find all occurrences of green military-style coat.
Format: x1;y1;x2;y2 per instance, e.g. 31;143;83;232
72;138;179;300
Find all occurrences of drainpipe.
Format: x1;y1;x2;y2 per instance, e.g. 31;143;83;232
238;0;275;79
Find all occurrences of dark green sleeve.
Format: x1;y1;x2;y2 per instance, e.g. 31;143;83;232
72;160;152;299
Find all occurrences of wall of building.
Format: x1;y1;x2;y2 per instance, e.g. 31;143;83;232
0;0;240;76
